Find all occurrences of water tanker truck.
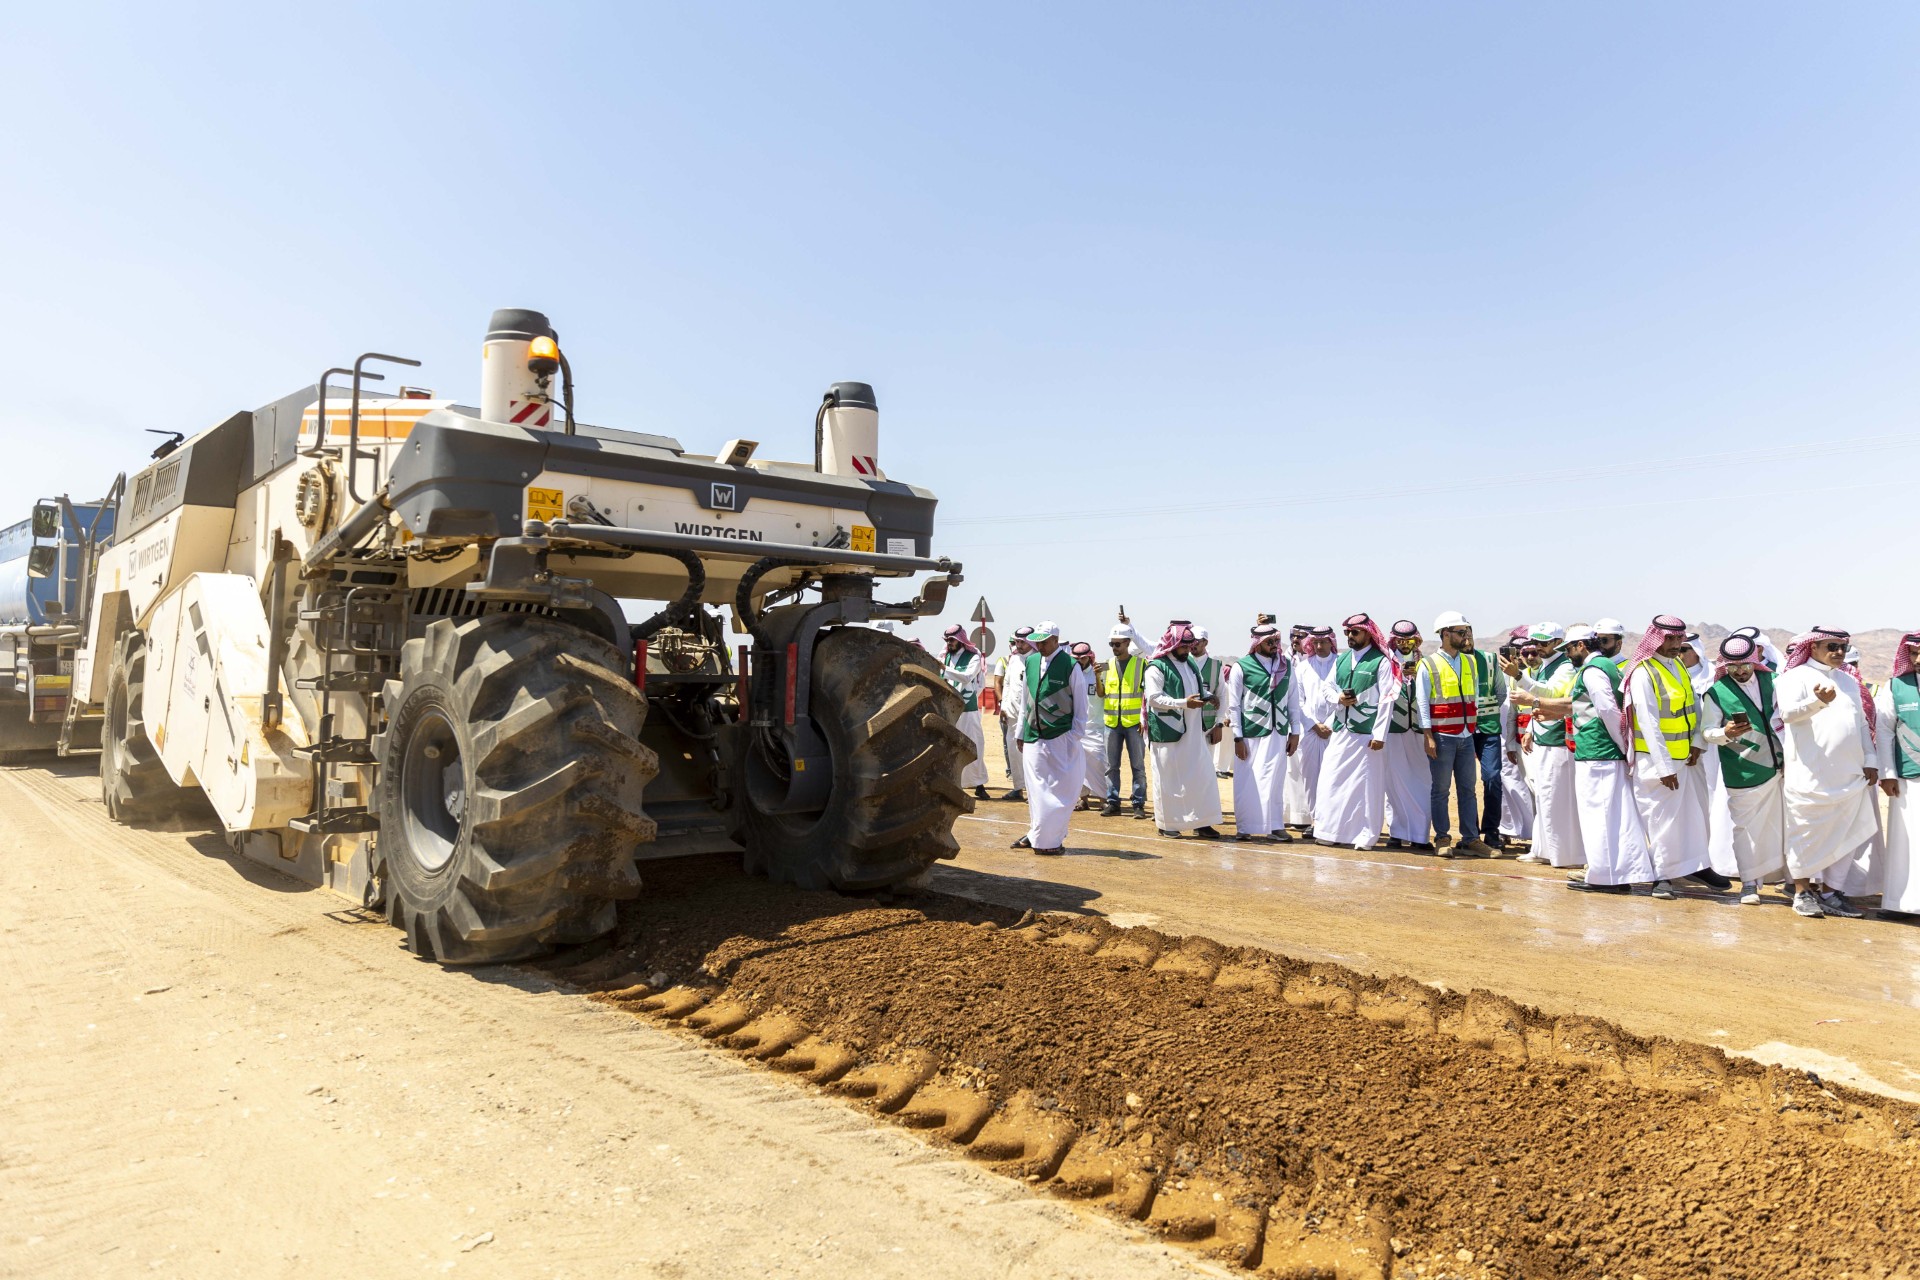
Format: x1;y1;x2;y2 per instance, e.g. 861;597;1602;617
66;308;975;962
0;494;117;759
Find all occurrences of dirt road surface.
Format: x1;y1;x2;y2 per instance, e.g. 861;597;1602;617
0;760;1214;1280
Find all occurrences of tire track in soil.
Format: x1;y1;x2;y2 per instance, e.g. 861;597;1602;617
533;856;1919;1280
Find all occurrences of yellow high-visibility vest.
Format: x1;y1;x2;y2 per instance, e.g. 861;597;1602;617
1631;657;1699;760
1101;656;1144;729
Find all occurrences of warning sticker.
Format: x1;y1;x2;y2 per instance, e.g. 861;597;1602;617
526;486;564;523
849;524;876;553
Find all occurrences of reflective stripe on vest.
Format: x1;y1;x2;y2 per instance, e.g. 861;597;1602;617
942;649;979;712
1473;649;1502;733
1101;656;1144;729
1531;653;1574;748
1333;649;1388;735
1630;657;1699;760
1892;674;1920;780
1421;652;1479;735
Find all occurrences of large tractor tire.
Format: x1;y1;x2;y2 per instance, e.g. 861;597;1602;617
374;614;658;965
738;627;974;891
99;631;184;821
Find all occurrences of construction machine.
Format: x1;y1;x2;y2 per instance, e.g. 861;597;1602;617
71;308;974;962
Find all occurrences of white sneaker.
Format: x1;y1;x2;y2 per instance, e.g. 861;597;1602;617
1514;852;1543;864
1739;880;1762;905
1792;890;1825;918
1651;879;1678;900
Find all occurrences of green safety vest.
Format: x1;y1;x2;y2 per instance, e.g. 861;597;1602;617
1199;655;1222;732
1100;656;1143;729
1703;673;1781;789
1236;654;1292;739
1531;653;1573;748
942;648;980;713
1332;648;1388;735
1572;655;1626;762
1020;650;1076;742
1891;674;1920;780
1473;649;1502;734
1146;655;1202;743
1387;668;1418;734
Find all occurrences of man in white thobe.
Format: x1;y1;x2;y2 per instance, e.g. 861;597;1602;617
1069;641;1107;805
992;626;1035;801
1190;627;1234;779
1221;622;1301;842
1546;625;1653;893
1776;628;1877;919
1286;625;1339;831
1506;623;1583;869
1698;632;1787;904
1312;615;1397;850
1141;623;1224;838
1382;620;1433;850
1620;615;1721;899
1496;641;1535;844
1003;622;1089;856
940;624;992;800
1873;629;1920;918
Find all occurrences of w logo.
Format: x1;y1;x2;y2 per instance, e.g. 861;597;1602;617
710;482;738;511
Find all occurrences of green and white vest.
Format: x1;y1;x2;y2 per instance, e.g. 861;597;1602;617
1020;649;1076;742
1531;653;1573;748
1387;668;1418;734
1571;655;1626;762
1472;649;1502;734
1332;648;1388;735
1890;673;1920;780
1146;655;1203;743
942;648;979;713
1235;654;1292;739
1199;655;1223;732
1704;673;1781;789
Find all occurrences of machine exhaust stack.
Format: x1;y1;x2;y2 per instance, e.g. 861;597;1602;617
815;382;882;479
481;308;558;428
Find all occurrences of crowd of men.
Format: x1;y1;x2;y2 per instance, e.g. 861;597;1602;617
936;613;1920;921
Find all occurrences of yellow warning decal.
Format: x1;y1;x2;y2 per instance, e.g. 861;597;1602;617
849;525;876;553
526;486;564;523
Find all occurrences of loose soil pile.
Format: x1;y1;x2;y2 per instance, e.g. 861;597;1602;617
536;857;1919;1280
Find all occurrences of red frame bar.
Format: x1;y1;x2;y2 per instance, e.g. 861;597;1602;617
783;642;798;725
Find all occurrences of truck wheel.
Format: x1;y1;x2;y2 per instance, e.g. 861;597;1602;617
738;627;973;891
100;631;182;821
375;615;658;965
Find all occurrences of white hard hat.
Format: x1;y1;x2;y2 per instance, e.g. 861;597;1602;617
1108;624;1132;642
1529;622;1566;643
1433;610;1470;631
1592;618;1626;637
1191;625;1209;641
1565;624;1598;643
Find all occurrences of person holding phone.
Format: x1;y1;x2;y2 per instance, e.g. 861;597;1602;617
1776;627;1878;919
1700;633;1788;904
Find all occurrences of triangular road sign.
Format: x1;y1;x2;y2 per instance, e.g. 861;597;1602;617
971;596;993;623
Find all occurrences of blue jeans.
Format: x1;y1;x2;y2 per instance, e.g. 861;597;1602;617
1428;732;1480;842
1105;724;1146;806
1474;730;1504;844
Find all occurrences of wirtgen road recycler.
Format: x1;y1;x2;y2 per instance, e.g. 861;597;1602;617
70;308;974;962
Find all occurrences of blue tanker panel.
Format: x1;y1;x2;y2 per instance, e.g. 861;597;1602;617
0;504;116;627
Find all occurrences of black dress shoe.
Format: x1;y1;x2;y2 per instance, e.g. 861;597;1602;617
1567;877;1631;894
1686;868;1733;891
1001;789;1026;802
1034;846;1065;857
1269;830;1293;843
1011;836;1032;849
1194;826;1223;840
972;786;992;800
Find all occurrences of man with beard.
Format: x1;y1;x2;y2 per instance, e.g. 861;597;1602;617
1312;615;1399;850
1142;622;1225;839
940;624;993;801
1004;622;1089;856
1777;628;1878;918
1620;615;1723;899
1507;623;1583;869
992;625;1036;801
1556;624;1654;893
1097;616;1153;819
1873;630;1920;918
1191;627;1233;778
1418;611;1494;856
1286;625;1340;833
1221;622;1301;842
1700;633;1787;904
1069;641;1107;808
1383;620;1434;851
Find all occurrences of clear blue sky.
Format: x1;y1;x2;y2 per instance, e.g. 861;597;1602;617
5;3;1916;651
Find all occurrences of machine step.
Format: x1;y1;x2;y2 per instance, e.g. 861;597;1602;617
288;807;380;835
297;670;388;693
297;736;378;766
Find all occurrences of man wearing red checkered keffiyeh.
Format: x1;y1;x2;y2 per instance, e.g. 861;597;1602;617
1775;626;1879;918
1871;630;1920;916
1619;616;1723;898
941;624;991;799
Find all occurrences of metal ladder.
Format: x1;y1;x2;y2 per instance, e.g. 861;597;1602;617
288;583;401;835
